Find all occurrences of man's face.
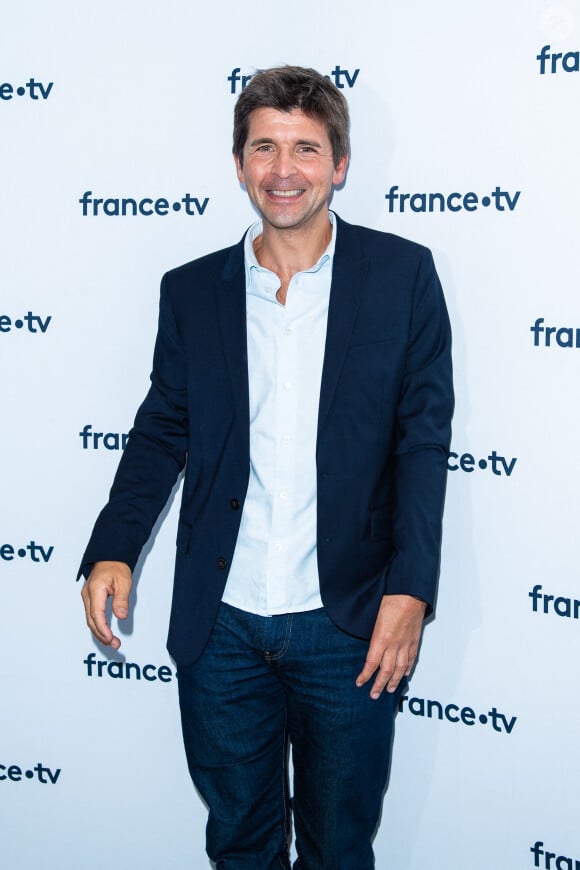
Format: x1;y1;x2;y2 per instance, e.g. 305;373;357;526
234;107;348;233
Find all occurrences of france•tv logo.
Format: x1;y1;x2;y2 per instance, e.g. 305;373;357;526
227;66;360;94
398;694;517;734
0;540;54;563
0;312;51;333
0;78;53;101
384;185;520;214
530;841;580;869
0;761;60;784
537;45;579;74
530;318;580;349
447;449;517;477
79;425;129;450
529;585;580;621
83;652;175;682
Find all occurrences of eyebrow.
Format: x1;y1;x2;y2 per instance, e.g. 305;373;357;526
248;137;322;148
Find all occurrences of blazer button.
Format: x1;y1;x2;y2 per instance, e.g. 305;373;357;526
216;556;227;570
230;497;240;510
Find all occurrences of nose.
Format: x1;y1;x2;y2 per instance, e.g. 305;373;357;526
271;147;295;178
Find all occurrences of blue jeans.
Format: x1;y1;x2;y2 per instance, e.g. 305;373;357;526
177;603;406;869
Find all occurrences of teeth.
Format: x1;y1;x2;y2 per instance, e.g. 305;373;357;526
270;189;302;197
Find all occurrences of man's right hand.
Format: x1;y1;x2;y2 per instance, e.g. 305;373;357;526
81;561;133;650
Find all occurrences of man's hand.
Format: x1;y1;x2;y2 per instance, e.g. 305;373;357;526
81;561;133;650
356;594;427;698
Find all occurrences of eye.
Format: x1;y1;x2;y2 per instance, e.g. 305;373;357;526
255;144;274;152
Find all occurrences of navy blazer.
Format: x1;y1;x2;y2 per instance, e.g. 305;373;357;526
80;215;453;665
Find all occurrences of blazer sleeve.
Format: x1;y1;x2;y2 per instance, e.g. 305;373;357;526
384;247;453;610
77;275;189;579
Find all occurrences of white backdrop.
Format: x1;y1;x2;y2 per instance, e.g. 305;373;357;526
1;2;579;868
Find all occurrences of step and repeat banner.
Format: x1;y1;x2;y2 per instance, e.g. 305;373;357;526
1;1;579;868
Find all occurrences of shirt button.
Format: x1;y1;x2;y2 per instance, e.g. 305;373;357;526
230;497;240;510
216;556;227;569
283;381;292;390
284;327;292;336
282;434;291;443
279;490;288;500
274;544;282;553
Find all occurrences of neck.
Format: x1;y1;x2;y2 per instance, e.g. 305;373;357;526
253;212;332;283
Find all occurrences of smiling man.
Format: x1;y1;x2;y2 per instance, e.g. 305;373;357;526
80;66;453;869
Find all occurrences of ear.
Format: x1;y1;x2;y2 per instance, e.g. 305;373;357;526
234;153;245;185
332;154;349;186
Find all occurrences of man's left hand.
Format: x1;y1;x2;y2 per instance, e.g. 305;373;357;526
356;594;427;698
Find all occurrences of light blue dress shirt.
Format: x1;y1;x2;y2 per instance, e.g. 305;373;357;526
222;212;337;616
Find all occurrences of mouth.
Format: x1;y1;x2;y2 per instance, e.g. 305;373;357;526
267;189;304;199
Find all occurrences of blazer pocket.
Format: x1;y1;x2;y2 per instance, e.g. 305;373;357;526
370;505;392;543
348;329;400;349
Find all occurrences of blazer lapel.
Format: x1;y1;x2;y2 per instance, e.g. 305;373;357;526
318;217;368;431
215;236;250;455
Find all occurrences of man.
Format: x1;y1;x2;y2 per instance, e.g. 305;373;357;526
80;66;453;869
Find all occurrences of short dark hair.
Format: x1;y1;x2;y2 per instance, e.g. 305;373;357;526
233;65;350;167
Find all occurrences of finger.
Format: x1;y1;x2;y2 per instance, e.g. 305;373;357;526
90;586;114;643
81;585;102;640
371;649;409;698
355;646;384;687
404;642;419;677
82;582;115;646
112;583;130;620
368;651;397;698
86;608;121;649
385;657;409;694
